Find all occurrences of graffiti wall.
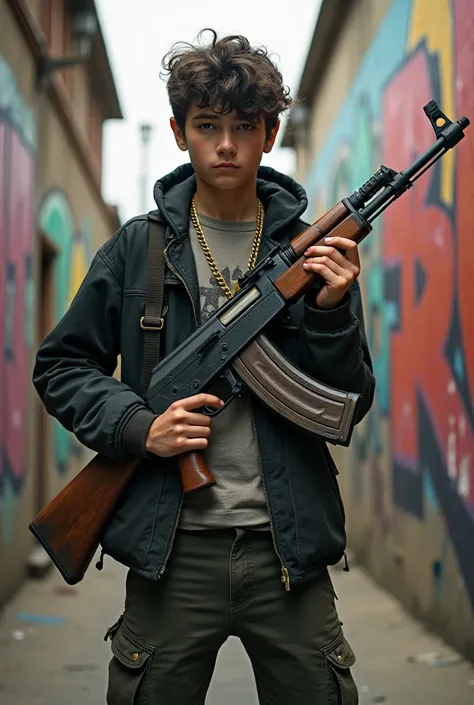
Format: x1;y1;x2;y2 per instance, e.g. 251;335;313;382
305;0;474;615
0;53;93;547
0;54;36;545
38;191;92;475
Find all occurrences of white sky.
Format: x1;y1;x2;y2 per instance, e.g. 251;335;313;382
95;0;323;224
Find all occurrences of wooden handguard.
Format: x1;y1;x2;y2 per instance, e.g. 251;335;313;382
233;335;359;446
290;201;349;256
275;211;371;302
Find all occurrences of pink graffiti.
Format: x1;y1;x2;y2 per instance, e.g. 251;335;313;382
0;126;35;492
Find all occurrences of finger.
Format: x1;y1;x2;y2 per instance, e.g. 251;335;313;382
324;236;360;267
304;238;357;255
303;256;350;279
178;437;209;452
185;411;212;427
304;245;349;269
304;247;360;278
183;424;212;438
179;394;224;411
304;237;360;274
303;260;346;287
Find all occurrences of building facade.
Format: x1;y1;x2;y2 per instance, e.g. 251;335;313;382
284;0;474;661
0;0;122;605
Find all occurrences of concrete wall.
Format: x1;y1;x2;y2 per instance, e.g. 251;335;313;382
297;0;474;661
0;0;117;605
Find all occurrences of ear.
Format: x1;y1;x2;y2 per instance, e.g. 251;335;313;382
170;117;187;152
263;120;281;154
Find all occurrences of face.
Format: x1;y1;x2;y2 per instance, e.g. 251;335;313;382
170;103;280;191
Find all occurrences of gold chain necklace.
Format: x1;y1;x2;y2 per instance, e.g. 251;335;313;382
190;197;264;299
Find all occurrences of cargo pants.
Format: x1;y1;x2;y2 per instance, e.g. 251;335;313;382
105;528;358;704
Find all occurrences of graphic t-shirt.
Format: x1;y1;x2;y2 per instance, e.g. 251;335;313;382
179;212;270;531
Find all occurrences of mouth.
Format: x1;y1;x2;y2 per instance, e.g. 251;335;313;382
214;163;239;169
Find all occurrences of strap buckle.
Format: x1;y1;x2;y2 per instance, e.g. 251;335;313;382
140;316;164;331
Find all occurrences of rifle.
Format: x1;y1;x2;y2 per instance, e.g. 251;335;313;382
29;101;469;585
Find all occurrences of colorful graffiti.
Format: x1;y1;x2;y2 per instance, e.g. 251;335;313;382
38;192;93;475
304;0;474;608
0;55;94;544
0;54;36;544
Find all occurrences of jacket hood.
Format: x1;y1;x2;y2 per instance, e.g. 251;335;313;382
152;162;308;242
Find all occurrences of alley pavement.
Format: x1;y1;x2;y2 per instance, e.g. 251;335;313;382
0;549;473;705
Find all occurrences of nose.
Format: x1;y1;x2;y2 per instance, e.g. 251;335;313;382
216;129;236;156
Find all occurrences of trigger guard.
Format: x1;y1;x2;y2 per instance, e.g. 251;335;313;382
198;369;244;417
199;393;236;417
200;404;222;418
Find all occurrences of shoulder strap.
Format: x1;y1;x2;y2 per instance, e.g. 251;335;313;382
140;217;166;394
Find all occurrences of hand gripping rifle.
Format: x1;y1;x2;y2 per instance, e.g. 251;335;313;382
29;101;469;584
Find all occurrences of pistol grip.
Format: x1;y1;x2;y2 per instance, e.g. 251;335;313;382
179;451;216;494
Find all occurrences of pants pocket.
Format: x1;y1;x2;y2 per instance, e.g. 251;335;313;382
106;621;155;705
322;629;359;705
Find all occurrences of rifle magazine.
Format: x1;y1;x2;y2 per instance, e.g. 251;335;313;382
232;335;359;446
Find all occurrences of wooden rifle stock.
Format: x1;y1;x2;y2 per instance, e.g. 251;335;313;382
180;204;370;493
28;449;214;583
29;454;142;585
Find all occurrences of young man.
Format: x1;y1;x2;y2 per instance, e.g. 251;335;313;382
33;29;375;705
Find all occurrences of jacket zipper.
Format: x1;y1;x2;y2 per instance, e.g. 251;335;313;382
158;246;199;578
158;495;183;577
250;411;291;592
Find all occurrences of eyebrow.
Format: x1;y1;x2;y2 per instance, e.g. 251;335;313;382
191;112;256;123
192;113;221;120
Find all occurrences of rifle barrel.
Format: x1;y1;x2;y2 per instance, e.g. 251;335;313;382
359;116;469;223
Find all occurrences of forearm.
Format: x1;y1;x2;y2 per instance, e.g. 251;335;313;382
33;353;156;459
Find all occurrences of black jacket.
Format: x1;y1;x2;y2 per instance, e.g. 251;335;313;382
33;163;375;588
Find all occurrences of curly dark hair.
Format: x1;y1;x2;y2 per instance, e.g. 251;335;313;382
161;29;292;137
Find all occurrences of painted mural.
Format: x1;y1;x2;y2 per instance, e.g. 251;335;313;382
304;0;474;609
38;192;93;475
0;54;36;544
0;54;93;545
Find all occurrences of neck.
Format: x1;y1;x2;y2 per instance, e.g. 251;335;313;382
193;176;259;221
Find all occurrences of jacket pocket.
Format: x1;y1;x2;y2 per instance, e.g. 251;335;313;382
322;629;358;705
106;622;155;705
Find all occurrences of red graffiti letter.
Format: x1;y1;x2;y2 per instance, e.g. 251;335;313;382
382;50;454;468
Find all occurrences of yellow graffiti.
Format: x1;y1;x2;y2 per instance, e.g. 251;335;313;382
68;240;89;307
407;0;454;205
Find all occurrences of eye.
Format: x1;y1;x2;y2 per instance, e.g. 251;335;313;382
238;123;256;131
197;123;216;130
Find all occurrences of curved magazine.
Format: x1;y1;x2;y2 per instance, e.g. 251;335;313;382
232;335;360;446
